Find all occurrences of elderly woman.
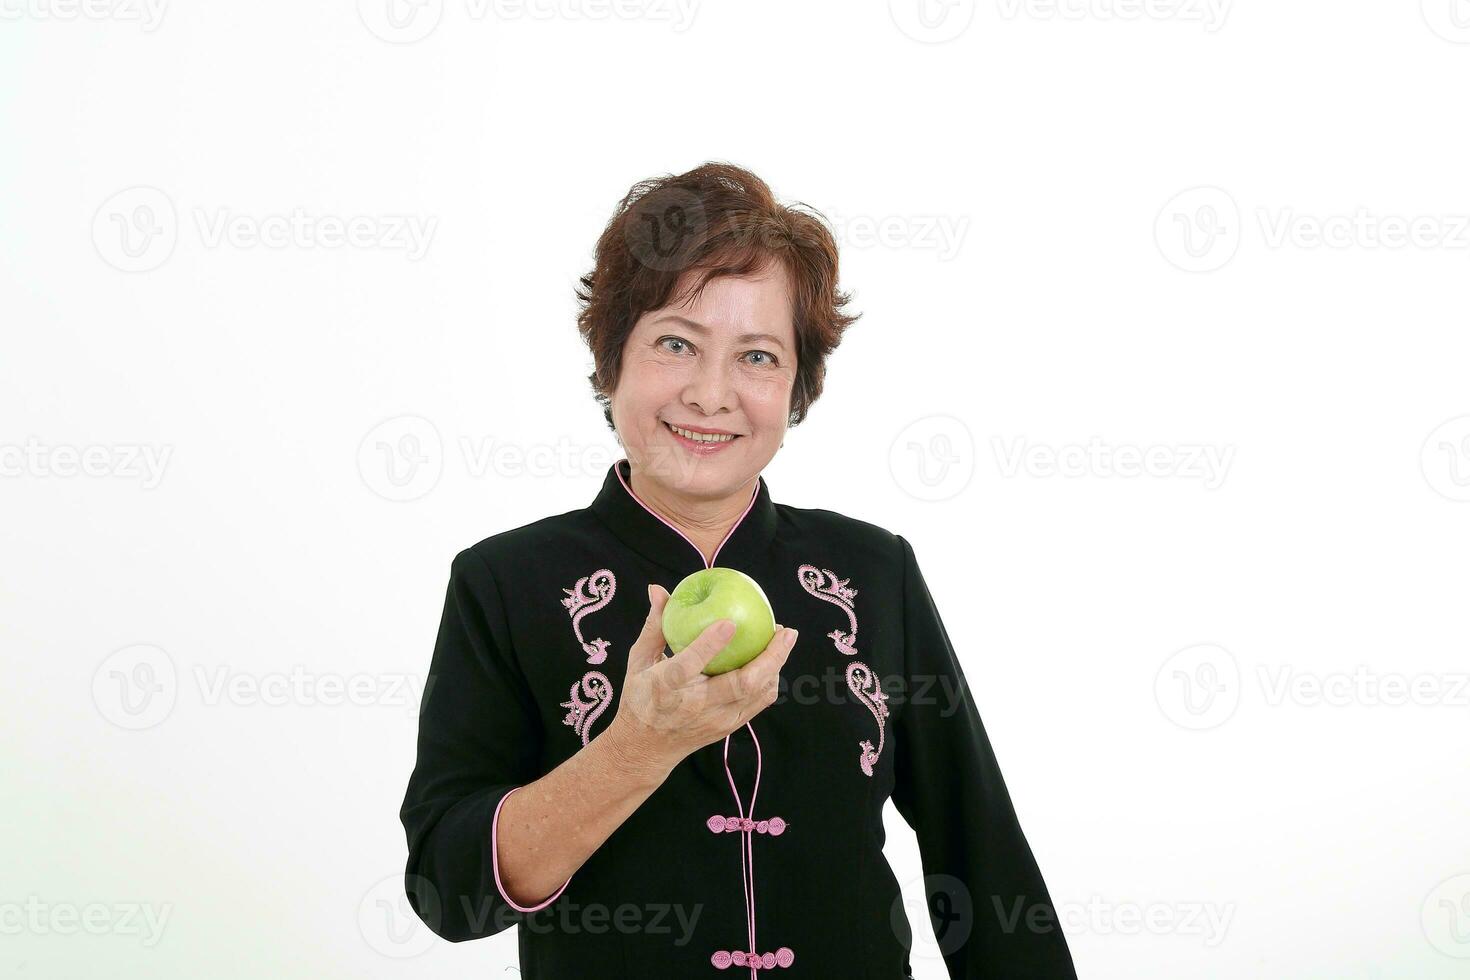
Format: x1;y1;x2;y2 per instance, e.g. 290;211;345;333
399;163;1077;979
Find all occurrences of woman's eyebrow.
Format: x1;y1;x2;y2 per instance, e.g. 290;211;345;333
651;315;787;351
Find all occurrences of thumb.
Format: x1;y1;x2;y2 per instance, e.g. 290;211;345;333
625;583;671;674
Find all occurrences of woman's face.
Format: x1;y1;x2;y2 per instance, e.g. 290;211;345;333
610;261;797;498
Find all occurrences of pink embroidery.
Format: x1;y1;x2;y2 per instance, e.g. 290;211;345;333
796;564;858;655
560;671;612;746
560;568;617;664
711;947;794;970
846;662;889;777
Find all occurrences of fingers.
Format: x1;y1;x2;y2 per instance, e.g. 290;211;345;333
624;583;671;674
661;617;741;686
703;626;798;708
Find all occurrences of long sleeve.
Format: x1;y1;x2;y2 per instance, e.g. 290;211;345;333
890;535;1078;978
399;547;574;942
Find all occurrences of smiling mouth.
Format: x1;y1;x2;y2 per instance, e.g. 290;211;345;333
663;420;741;444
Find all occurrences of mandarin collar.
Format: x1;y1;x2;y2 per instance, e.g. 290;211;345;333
589;458;778;578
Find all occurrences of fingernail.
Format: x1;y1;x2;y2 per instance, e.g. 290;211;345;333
717;620;737;638
787;628;799;644
647;583;655;604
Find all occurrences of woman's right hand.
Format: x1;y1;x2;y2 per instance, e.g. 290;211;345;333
604;583;798;781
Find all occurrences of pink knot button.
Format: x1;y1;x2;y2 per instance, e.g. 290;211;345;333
711;947;794;970
705;815;789;836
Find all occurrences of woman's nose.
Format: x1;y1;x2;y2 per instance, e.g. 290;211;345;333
683;360;736;414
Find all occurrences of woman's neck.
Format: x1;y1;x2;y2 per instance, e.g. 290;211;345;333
627;464;756;567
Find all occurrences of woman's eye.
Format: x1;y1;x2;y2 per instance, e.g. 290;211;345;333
744;350;778;367
659;337;690;354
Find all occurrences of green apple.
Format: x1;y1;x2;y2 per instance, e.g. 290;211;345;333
662;567;777;676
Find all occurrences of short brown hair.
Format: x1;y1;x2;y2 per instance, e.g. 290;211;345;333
575;162;860;431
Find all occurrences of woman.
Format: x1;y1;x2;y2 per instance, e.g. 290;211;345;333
399;163;1077;978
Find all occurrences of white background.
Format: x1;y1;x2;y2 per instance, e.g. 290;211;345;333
3;1;1469;977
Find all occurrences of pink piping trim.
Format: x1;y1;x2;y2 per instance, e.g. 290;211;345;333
724;721;763;963
613;457;774;977
613;458;758;569
490;786;574;913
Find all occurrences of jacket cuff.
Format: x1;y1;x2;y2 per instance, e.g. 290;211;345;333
491;785;574;912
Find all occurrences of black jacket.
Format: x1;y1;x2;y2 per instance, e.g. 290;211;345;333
400;458;1078;978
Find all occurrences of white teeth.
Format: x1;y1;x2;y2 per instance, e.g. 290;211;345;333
667;422;736;443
